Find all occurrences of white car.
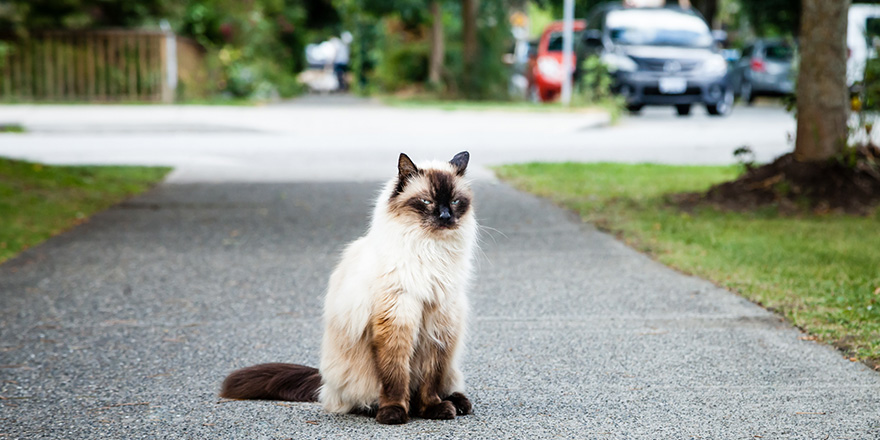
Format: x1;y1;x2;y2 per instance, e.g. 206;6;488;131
847;4;880;88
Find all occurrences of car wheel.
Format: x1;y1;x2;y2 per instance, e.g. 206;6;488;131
626;103;643;114
740;81;755;105
707;89;734;117
675;104;691;116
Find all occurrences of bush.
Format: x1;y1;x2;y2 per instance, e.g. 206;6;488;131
176;0;306;100
863;57;880;111
371;18;430;92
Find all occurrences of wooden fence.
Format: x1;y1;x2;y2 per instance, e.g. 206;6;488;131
0;30;206;103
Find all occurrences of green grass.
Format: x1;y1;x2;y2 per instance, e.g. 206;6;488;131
0;158;171;263
494;162;880;369
0;124;25;133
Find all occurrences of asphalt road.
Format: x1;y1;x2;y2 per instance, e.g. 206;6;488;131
0;101;799;183
2;100;879;438
2;179;879;439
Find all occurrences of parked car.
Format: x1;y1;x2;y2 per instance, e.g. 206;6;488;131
578;4;732;116
729;39;795;105
848;3;880;90
529;20;587;102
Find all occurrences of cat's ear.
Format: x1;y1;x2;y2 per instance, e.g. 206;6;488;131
450;151;469;176
398;153;419;180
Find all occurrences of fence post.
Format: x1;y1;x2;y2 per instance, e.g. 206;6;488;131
160;20;177;103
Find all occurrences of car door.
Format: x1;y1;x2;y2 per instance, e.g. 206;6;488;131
731;44;754;92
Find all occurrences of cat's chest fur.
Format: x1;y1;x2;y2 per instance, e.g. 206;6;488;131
376;232;472;304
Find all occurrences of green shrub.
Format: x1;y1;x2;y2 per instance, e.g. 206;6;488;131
863;57;880;111
371;18;430;92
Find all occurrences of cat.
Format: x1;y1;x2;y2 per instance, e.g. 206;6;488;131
220;151;478;425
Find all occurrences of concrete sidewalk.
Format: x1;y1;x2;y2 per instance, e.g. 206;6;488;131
1;180;879;439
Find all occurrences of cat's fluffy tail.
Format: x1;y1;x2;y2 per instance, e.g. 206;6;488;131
220;363;321;402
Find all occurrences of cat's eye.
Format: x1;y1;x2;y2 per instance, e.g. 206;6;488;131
451;199;460;206
420;198;432;205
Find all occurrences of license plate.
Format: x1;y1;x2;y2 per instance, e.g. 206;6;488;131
659;77;687;94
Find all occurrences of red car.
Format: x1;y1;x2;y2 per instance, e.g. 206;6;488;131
529;20;587;102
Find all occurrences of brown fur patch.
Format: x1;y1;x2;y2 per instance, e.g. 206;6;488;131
219;363;321;402
408;303;460;418
370;292;416;414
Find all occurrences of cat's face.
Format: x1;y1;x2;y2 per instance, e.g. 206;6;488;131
388;152;473;233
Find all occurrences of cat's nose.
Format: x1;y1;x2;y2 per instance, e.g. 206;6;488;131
438;206;452;220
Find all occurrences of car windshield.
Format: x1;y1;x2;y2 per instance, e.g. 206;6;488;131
765;44;793;61
607;9;713;48
546;31;583;52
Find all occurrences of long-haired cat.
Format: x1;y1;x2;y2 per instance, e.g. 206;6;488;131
220;151;477;425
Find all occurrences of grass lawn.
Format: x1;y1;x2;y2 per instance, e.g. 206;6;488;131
494;162;880;369
0;158;171;264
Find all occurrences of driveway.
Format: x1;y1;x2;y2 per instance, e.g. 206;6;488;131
2;178;879;438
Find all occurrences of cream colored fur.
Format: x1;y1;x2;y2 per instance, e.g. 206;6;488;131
318;160;477;414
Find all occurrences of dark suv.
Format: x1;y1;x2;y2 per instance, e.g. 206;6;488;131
578;4;733;116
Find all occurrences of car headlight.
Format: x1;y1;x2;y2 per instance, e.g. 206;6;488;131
600;53;638;73
537;57;562;79
701;55;728;76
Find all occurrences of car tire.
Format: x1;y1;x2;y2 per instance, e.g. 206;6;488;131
740;81;755;105
707;89;734;117
675;104;691;116
626;103;644;114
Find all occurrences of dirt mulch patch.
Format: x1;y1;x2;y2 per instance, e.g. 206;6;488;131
673;146;880;215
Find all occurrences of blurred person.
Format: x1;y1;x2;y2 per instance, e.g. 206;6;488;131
329;32;352;91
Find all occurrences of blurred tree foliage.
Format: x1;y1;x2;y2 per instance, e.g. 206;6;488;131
0;0;171;33
335;0;511;99
9;0;868;100
0;0;339;99
738;0;800;36
173;0;308;99
537;0;718;27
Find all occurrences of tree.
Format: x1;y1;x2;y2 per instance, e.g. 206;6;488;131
690;0;718;28
428;1;445;87
461;0;478;95
793;0;850;161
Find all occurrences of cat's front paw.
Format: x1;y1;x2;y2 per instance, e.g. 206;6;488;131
376;404;409;425
421;400;455;420
443;392;472;415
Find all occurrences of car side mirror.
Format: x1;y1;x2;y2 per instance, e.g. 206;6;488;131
582;29;603;49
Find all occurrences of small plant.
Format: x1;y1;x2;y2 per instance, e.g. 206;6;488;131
573;55;624;120
733;145;756;173
576;55;614;102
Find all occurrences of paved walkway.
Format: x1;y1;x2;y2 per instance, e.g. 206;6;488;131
2;179;879;439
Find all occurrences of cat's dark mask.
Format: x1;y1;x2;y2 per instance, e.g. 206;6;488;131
390;152;472;231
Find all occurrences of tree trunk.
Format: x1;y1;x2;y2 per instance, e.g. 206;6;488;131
461;0;478;97
428;1;445;87
692;0;718;28
794;0;850;162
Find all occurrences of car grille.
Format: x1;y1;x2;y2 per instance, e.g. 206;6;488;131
634;58;701;73
643;86;702;96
